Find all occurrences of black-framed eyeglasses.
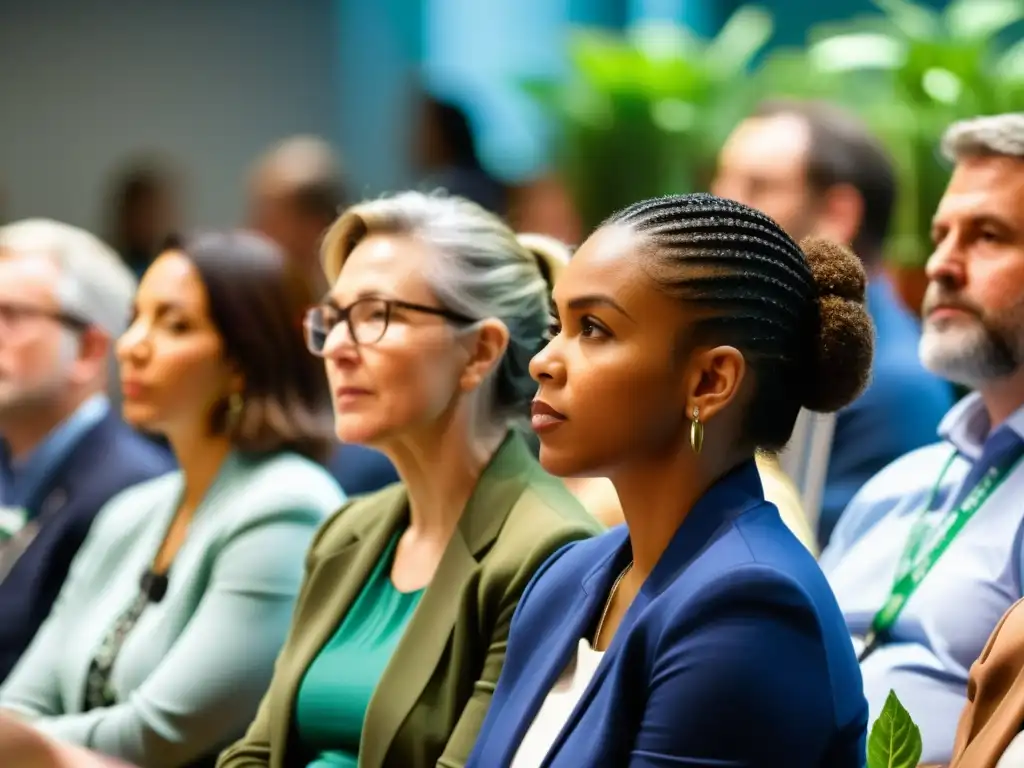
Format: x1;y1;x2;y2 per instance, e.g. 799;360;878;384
304;297;475;355
0;301;89;334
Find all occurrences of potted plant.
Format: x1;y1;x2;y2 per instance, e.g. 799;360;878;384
520;6;775;233
781;0;1024;311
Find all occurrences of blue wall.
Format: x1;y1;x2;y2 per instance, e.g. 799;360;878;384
335;0;422;195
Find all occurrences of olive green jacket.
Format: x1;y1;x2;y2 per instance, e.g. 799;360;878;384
217;435;602;768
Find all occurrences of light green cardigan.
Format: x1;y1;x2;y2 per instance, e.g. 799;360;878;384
0;450;344;768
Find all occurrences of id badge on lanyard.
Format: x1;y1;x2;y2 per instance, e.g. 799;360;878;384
0;505;35;584
0;506;29;542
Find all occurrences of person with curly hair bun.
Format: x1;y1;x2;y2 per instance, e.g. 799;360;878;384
466;193;875;767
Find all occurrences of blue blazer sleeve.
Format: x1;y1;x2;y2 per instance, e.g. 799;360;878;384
629;567;865;767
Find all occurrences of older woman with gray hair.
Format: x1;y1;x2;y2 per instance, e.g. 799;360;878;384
218;191;601;768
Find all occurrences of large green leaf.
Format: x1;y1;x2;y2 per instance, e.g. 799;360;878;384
867;690;923;768
704;6;774;77
871;0;941;40
997;37;1024;81
567;29;648;94
808;32;906;72
944;0;1024;42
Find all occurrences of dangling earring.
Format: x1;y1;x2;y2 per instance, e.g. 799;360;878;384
227;392;245;431
689;406;703;454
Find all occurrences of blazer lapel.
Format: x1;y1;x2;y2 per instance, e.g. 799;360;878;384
538;461;766;767
360;433;536;768
537;575;649;768
360;529;477;768
493;567;615;768
270;487;409;767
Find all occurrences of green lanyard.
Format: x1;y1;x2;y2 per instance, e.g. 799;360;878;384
859;449;1024;662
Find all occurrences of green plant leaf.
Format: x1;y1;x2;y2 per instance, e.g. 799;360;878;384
808;32;906;72
518;77;563;111
567;29;648;94
943;0;1024;42
808;14;907;45
866;690;923;768
871;0;941;40
997;37;1024;81
704;6;774;77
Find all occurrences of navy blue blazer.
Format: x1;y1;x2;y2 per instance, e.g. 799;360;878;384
468;460;868;768
0;412;172;681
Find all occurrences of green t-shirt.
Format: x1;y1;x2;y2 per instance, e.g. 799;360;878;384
295;532;423;768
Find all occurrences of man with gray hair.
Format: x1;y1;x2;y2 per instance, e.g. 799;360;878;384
821;113;1024;762
0;220;172;681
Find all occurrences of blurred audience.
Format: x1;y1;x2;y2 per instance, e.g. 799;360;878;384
822;113;1024;764
0;232;344;767
247;135;399;497
247;135;348;295
0;221;172;682
506;175;583;247
415;94;509;217
713;98;954;546
467;195;871;765
103;158;182;282
218;191;600;768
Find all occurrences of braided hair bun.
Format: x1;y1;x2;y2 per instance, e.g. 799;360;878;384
798;237;875;413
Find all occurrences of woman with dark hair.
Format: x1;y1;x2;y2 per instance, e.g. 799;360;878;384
466;194;875;767
0;232;345;768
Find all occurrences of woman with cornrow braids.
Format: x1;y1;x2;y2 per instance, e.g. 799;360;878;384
467;193;875;767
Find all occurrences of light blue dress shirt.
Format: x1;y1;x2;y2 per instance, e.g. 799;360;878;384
822;393;1024;764
0;395;109;510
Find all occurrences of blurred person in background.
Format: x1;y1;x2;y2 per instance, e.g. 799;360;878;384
0;221;172;682
217;191;600;768
414;93;509;217
518;232;819;553
0;232;344;768
104;158;182;282
713;98;954;547
247;135;398;497
822;113;1024;764
247;135;348;296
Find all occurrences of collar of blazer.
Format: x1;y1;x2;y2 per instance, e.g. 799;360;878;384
274;431;540;768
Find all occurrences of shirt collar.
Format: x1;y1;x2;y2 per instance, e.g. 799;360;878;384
0;394;110;507
939;392;1024;462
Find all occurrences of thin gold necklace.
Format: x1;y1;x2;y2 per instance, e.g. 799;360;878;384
593;562;633;648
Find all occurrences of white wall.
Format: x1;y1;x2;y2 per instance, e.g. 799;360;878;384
0;0;341;232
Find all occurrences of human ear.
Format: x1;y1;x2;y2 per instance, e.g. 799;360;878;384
67;327;110;386
459;319;511;393
815;183;863;248
681;345;746;424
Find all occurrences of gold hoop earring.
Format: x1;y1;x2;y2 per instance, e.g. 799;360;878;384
689;406;703;455
227;392;245;430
